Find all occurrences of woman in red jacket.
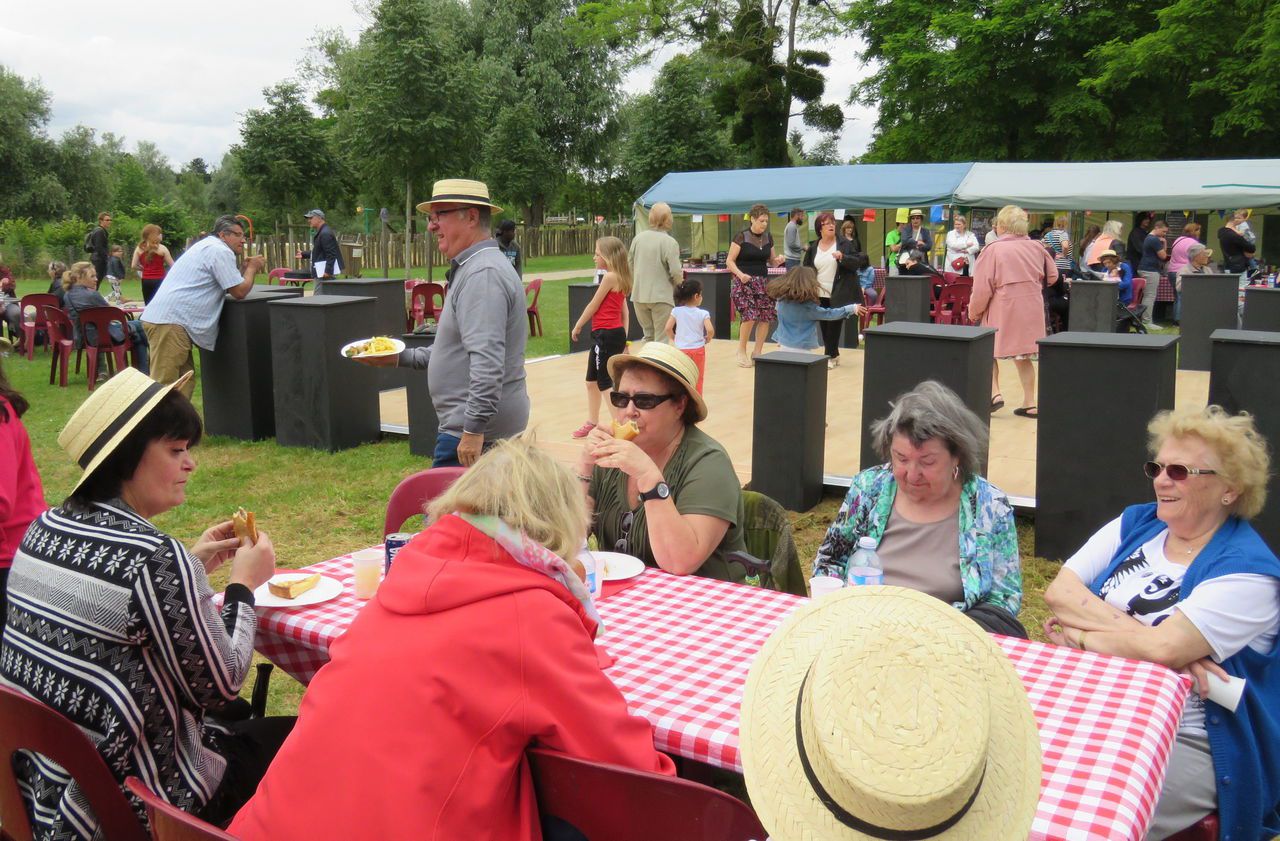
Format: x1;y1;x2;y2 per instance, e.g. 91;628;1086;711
230;438;674;840
0;356;46;621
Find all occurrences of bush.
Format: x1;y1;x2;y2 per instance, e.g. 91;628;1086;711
128;201;196;253
0;218;45;275
42;217;90;265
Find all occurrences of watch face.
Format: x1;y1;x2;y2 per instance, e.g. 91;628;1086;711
655;482;670;499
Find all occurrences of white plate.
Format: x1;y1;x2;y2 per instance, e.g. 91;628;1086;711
340;337;406;359
254;573;342;608
589;551;646;581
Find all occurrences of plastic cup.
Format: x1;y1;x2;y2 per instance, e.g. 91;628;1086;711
352;549;383;600
808;576;844;599
1195;672;1247;713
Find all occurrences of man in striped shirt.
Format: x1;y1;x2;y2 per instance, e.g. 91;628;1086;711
141;216;263;398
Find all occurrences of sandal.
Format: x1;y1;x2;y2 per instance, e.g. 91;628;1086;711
571;421;597;438
1013;406;1039;418
990;394;1004;413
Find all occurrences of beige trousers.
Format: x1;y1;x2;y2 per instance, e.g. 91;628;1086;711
143;322;196;399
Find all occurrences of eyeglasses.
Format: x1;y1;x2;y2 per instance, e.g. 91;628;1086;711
1143;462;1218;481
616;509;635;554
609;391;675;410
426;208;470;225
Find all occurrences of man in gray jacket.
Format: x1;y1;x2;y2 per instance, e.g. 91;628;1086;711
357;179;529;466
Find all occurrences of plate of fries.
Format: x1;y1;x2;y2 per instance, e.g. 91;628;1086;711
340;336;405;359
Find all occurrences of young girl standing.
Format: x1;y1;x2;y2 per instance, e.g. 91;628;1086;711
571;236;633;438
766;267;863;356
665;278;714;394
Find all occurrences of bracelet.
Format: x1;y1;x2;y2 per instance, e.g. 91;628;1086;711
1077;630;1088;651
577;473;592;483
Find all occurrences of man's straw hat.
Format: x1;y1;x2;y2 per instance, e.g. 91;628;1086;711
740;587;1041;841
416;179;503;213
58;369;194;493
607;342;708;423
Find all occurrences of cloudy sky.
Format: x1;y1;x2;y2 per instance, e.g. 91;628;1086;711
1;1;876;171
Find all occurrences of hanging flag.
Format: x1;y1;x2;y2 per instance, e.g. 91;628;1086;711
863;209;877;222
718;214;730;222
896;208;910;223
930;205;944;223
691;214;703;223
834;209;846;220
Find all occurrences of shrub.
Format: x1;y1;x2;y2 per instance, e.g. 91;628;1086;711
0;218;45;275
128;201;196;253
42;217;90;265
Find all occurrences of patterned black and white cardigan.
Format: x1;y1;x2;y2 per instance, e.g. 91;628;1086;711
0;500;257;840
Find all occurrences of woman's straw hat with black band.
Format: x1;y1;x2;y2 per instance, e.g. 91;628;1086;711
740;587;1041;841
57;369;194;493
415;179;503;213
607;342;708;423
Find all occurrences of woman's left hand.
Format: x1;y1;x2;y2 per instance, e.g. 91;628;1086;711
588;435;660;482
1184;657;1230;700
1044;616;1086;649
192;520;241;574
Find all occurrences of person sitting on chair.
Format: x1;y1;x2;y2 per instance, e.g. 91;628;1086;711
579;342;747;581
813;381;1025;636
1099;249;1136;308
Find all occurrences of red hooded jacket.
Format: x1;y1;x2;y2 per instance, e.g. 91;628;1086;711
229;515;674;840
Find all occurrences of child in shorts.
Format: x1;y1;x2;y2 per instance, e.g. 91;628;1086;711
570;236;633;438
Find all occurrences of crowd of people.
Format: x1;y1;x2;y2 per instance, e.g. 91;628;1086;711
0;180;1277;841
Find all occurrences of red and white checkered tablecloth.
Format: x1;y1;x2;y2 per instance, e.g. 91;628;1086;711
252;550;1190;841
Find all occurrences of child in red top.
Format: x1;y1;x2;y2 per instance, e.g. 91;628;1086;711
0;357;47;620
570;236;633;438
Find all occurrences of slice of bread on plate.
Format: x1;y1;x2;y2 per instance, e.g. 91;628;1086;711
267;573;321;600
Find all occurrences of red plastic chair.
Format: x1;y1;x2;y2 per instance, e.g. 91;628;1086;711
268;267;290;286
76;306;138;390
527;747;767;841
124;777;234;841
1128;275;1147;313
525;277;544;337
19;293;59;360
383;466;467;537
410;282;446;331
42;306;76;388
933;277;973;325
0;684;148;841
1166;813;1218;841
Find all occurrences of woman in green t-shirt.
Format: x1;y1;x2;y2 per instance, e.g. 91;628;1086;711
578;342;747;581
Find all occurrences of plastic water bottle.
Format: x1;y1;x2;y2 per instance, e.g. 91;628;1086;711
845;536;884;586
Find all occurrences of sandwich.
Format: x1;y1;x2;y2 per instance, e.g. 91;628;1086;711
612;419;640;441
267;573;321;600
232;507;258;546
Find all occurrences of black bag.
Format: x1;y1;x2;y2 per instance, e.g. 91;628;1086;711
83;229;95;253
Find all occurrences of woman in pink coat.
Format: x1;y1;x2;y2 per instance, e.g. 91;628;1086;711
970;205;1058;419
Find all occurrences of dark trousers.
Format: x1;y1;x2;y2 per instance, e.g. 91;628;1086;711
141;279;164;304
198;716;297;827
818;297;842;358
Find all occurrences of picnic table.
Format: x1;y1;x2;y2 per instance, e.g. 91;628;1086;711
251;549;1191;841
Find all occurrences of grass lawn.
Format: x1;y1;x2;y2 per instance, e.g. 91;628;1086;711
3;267;1061;717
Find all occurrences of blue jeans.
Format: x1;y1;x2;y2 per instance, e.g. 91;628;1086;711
432;433;462;467
784;258;800;270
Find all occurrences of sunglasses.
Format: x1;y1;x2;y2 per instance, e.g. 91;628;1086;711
616;509;635;555
1143;462;1218;481
609;391;675;410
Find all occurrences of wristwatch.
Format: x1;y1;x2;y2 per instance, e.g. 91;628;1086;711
638;481;671;503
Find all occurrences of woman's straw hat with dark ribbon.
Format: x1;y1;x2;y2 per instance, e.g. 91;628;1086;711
415;179;503;213
606;341;708;423
57;369;194;493
740;587;1042;841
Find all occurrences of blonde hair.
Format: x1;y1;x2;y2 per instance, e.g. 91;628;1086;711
1181;222;1202;238
139;223;162;257
595;236;633;296
766;266;822;303
994;205;1029;236
1102;220;1125;239
425;436;588;571
648;202;673;231
1053;214;1069;229
63;261;95;291
1148;406;1270;520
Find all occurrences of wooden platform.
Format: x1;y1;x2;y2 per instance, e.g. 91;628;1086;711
378;339;1211;502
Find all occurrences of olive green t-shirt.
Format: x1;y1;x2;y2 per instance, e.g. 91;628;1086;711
589;426;747;582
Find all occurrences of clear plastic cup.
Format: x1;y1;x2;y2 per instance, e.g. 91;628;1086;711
352;549;383;600
808;575;845;599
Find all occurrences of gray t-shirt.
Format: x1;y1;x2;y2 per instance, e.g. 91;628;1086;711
784;220;803;260
878;508;964;605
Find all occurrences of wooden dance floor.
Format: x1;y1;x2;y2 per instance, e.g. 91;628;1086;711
379;339;1211;503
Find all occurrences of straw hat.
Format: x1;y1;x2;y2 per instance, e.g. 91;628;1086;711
909;209;924;218
740;587;1041;841
606;342;708;423
58;369;194;493
415;179;503;213
1098;249;1119;261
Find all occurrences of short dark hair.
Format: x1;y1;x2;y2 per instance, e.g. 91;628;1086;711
65;391;203;511
497;220;516;234
790;208;804;220
674;278;702;304
212;215;243;237
813;212;836;237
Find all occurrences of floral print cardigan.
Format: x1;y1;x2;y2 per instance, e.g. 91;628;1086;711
813;464;1023;615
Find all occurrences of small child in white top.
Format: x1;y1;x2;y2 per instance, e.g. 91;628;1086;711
665;278;714;394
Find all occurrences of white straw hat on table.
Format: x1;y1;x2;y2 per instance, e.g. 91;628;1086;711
58;369;194;493
740;586;1042;841
416;178;503;213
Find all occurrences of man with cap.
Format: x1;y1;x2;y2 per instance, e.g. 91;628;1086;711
142;215;265;399
496;219;522;278
900;209;934;264
298;209;342;279
356;179;529;467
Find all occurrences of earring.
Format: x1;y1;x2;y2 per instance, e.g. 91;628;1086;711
1222;497;1231;506
953;465;960;480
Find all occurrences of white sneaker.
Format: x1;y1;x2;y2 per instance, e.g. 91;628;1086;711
828;359;837;369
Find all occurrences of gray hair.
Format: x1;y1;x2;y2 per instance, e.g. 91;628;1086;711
212;215;243;237
870;381;988;479
1101;219;1124;238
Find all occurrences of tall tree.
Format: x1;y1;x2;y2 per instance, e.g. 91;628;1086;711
53;126;113;219
235;82;344;218
112;156;159;214
0;67;66;219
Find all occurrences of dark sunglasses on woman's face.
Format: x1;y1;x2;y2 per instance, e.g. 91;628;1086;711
1144;462;1218;481
609;391;675;410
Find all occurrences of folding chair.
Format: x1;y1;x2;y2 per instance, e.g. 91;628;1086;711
124;778;235;841
527;748;767;841
0;684;147;841
383;466;468;537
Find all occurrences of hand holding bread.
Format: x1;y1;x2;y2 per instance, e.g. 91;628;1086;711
228;530;276;592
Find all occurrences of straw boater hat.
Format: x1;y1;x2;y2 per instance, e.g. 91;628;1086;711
740;587;1041;841
415;179;503;214
1098;249;1119;261
606;342;708;423
909;208;925;217
58;369;194;493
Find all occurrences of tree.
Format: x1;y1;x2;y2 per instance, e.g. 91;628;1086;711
0;67;66;220
235;82;345;218
112;156;158;215
134;141;176;200
53;126;113;220
183;158;212;182
208;153;244;216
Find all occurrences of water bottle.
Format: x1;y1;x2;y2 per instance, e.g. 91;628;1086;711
845;536;884;586
580;542;602;600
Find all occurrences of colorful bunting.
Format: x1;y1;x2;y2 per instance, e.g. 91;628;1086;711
863;209;877;222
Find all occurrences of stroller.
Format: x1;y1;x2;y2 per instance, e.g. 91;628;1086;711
1081;266;1148;333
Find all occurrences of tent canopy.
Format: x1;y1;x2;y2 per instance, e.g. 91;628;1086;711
637;159;1280;214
